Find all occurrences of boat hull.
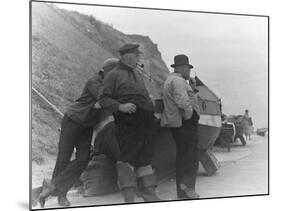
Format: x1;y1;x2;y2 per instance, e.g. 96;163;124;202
151;122;221;179
91;113;221;179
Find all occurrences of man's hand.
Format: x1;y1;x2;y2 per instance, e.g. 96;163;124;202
118;103;136;114
189;77;198;93
94;102;101;109
153;113;161;119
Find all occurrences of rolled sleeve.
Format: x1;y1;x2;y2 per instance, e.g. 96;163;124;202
98;71;121;112
172;77;193;120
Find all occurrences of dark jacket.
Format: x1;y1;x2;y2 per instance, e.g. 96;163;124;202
66;73;102;127
98;61;154;112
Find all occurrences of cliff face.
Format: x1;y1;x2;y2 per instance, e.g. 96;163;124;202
31;2;169;162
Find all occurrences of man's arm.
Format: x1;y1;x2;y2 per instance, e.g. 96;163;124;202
172;77;193;120
86;78;102;100
98;71;121;113
98;71;136;113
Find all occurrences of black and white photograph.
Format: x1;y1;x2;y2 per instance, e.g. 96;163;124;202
30;0;269;210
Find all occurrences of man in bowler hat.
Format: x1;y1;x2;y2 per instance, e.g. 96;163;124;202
98;43;160;203
161;54;201;199
38;58;119;208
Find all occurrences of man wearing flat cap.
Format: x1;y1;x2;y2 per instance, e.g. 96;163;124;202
38;58;119;208
98;43;160;203
161;54;201;199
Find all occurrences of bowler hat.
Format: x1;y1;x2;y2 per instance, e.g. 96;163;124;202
171;54;193;68
118;43;143;55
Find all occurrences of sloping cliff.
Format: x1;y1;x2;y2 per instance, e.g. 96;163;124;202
31;2;169;162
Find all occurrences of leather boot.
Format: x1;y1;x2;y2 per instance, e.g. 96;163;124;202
38;179;56;208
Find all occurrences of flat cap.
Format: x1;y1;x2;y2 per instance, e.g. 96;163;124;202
99;58;119;72
118;43;143;55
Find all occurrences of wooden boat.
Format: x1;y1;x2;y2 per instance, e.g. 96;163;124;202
196;76;222;150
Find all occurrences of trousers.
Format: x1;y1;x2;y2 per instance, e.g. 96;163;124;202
113;109;155;168
171;111;199;198
51;115;93;196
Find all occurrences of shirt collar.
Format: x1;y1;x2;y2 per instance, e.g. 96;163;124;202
172;72;184;79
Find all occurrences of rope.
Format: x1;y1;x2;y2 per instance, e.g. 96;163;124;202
135;65;164;88
32;86;64;118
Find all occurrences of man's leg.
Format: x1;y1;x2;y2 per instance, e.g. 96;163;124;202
135;165;159;202
52;115;78;180
182;118;199;191
237;133;246;146
171;126;189;198
52;126;93;206
116;161;137;203
114;111;141;202
39;115;82;207
135;110;160;202
171;113;199;199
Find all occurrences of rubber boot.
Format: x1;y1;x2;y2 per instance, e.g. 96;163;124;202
120;187;136;203
137;184;160;202
136;166;160;202
116;161;137;203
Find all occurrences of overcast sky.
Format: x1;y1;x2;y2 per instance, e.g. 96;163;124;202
55;3;268;128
